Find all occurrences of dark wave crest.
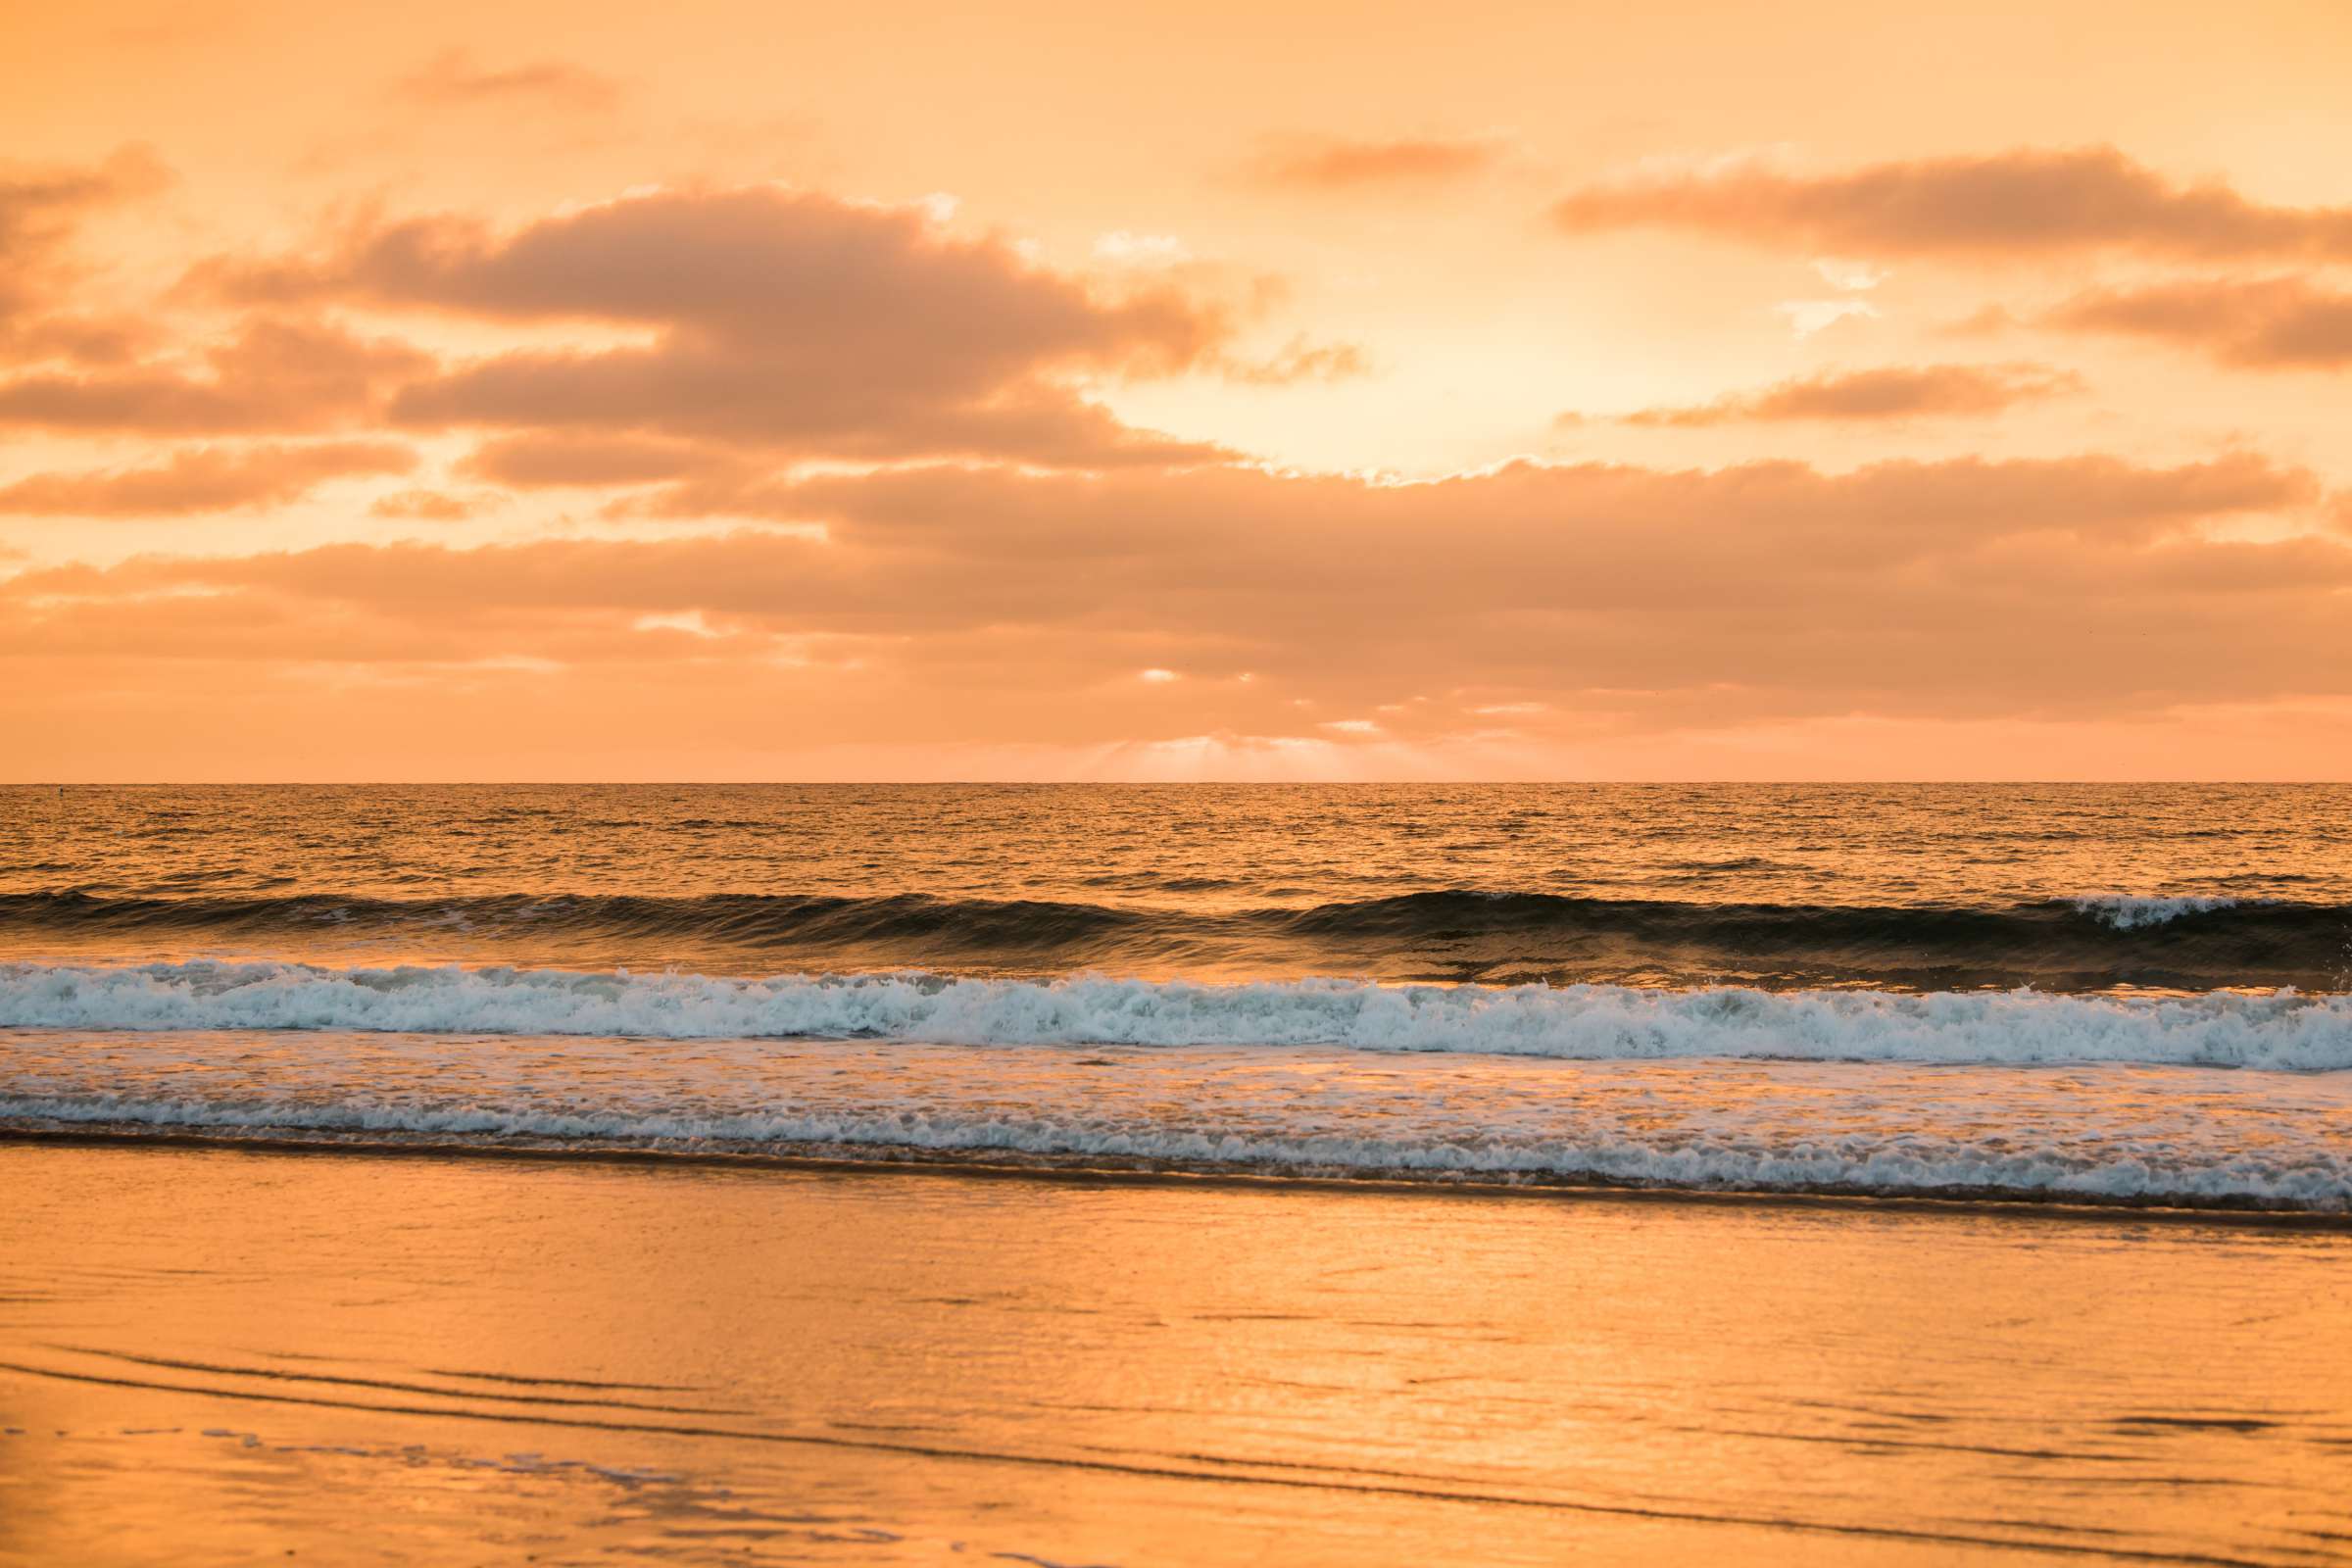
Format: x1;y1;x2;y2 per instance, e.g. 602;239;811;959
3;888;2345;992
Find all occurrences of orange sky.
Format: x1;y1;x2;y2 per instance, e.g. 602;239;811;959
4;0;2349;779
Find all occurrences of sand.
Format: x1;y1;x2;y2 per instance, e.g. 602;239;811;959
4;1140;2349;1566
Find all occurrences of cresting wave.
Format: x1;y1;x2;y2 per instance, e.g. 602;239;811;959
2066;893;2242;928
6;961;2351;1069
3;888;2345;990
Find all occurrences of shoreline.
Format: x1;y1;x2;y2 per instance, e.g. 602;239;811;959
10;1120;2347;1231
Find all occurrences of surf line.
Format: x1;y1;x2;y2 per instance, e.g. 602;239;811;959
5;1122;2349;1230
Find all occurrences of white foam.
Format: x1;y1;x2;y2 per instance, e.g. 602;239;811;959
5;1089;2344;1209
2;961;2347;1069
2069;894;2240;929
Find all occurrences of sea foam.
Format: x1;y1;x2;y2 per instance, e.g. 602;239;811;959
5;1087;2346;1209
3;961;2346;1070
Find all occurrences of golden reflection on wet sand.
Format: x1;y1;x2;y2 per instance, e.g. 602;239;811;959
3;1143;2349;1566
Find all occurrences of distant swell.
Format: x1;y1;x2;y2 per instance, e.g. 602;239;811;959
4;962;2350;1069
3;888;2345;991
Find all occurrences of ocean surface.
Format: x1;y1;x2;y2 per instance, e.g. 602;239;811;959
4;783;2349;1211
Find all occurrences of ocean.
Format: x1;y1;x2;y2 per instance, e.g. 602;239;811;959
9;783;2352;1565
5;782;2348;1211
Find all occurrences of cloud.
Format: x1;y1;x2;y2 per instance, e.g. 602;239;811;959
197;184;1239;466
18;452;2331;746
1220;335;1373;386
458;432;730;488
391;355;1225;466
1607;363;2083;425
369;488;492;522
1551;146;2352;259
0;145;171;266
0;144;172;325
2047;276;2352;369
393;49;622;112
1253;135;1505;190
0;314;150;368
0;318;431;433
1937;304;2023;338
750;452;2313;568
0;441;416;516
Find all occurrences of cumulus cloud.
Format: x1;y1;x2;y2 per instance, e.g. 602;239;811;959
1252;134;1506;189
1605;363;2083;425
192;184;1240;466
0;441;416;515
2047;276;2352;369
1551;146;2352;259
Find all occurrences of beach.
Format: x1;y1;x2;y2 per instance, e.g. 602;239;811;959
6;1139;2349;1566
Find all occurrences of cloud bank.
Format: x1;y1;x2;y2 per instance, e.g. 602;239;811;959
1553;147;2352;259
1603;364;2082;425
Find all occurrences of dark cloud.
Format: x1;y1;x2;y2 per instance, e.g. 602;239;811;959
1551;147;2352;259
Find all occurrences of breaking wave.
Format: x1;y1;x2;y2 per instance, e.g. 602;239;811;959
6;1088;2347;1210
2068;894;2243;929
4;961;2349;1070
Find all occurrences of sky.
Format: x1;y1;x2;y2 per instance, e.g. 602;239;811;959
3;0;2349;780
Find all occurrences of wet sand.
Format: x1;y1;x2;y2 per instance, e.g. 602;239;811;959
4;1143;2349;1566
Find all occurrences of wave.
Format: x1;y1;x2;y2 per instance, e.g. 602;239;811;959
4;888;2345;989
7;1091;2346;1211
5;962;2349;1069
2068;894;2242;929
0;890;1159;951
